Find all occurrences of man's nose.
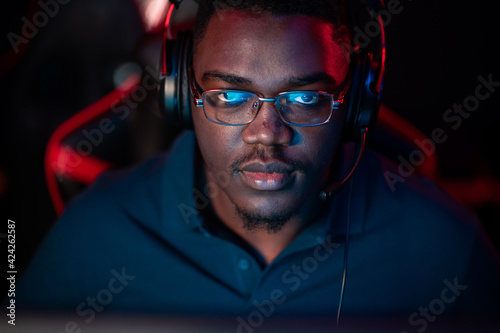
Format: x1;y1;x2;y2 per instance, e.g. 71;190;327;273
241;101;293;146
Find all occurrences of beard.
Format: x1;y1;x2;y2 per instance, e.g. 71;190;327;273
234;204;295;233
228;147;305;233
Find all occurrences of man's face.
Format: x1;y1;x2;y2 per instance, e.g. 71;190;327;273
192;10;350;230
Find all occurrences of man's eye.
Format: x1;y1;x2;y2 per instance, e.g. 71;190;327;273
217;92;245;104
291;93;319;105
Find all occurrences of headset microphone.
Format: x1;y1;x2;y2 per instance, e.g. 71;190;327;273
323;127;367;326
319;128;367;201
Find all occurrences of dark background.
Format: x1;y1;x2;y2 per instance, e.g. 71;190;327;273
1;0;499;299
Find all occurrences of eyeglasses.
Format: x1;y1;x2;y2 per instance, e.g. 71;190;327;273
190;74;350;127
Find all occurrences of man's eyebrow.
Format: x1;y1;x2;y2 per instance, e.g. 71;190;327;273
202;71;252;85
201;71;337;87
288;73;337;87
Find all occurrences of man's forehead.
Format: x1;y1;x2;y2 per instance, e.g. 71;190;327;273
193;10;350;89
205;9;337;39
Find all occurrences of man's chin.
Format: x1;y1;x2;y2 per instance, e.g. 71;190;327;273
234;204;295;233
228;184;314;233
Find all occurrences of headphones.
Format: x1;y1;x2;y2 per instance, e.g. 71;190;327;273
159;0;385;142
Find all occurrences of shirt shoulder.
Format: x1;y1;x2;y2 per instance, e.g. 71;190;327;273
350;149;500;314
360;149;477;232
63;130;196;225
16;132;197;309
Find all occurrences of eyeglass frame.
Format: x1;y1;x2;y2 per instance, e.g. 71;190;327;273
189;70;351;127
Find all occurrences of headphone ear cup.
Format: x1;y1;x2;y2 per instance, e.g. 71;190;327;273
357;53;381;135
342;0;384;142
160;31;194;129
343;52;380;141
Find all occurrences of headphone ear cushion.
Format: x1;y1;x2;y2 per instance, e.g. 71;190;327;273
177;31;194;129
343;56;364;141
160;31;194;129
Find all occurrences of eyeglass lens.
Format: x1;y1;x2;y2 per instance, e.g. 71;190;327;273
202;91;333;126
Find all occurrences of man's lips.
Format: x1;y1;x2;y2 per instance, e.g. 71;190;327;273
240;161;295;174
239;161;295;191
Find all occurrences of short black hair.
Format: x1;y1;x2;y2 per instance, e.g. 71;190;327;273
193;0;351;51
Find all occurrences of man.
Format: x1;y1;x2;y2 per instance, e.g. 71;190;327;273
17;0;500;329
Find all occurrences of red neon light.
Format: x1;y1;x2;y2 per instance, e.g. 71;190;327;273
161;3;176;76
51;145;112;184
438;176;500;207
45;74;140;215
377;104;439;179
165;2;175;34
377;16;386;94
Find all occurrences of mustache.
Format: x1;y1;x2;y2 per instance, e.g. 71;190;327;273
231;147;306;173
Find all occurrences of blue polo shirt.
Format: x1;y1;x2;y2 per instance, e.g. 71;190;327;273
17;131;500;324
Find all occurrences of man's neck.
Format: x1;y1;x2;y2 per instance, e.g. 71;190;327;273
214;203;307;265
